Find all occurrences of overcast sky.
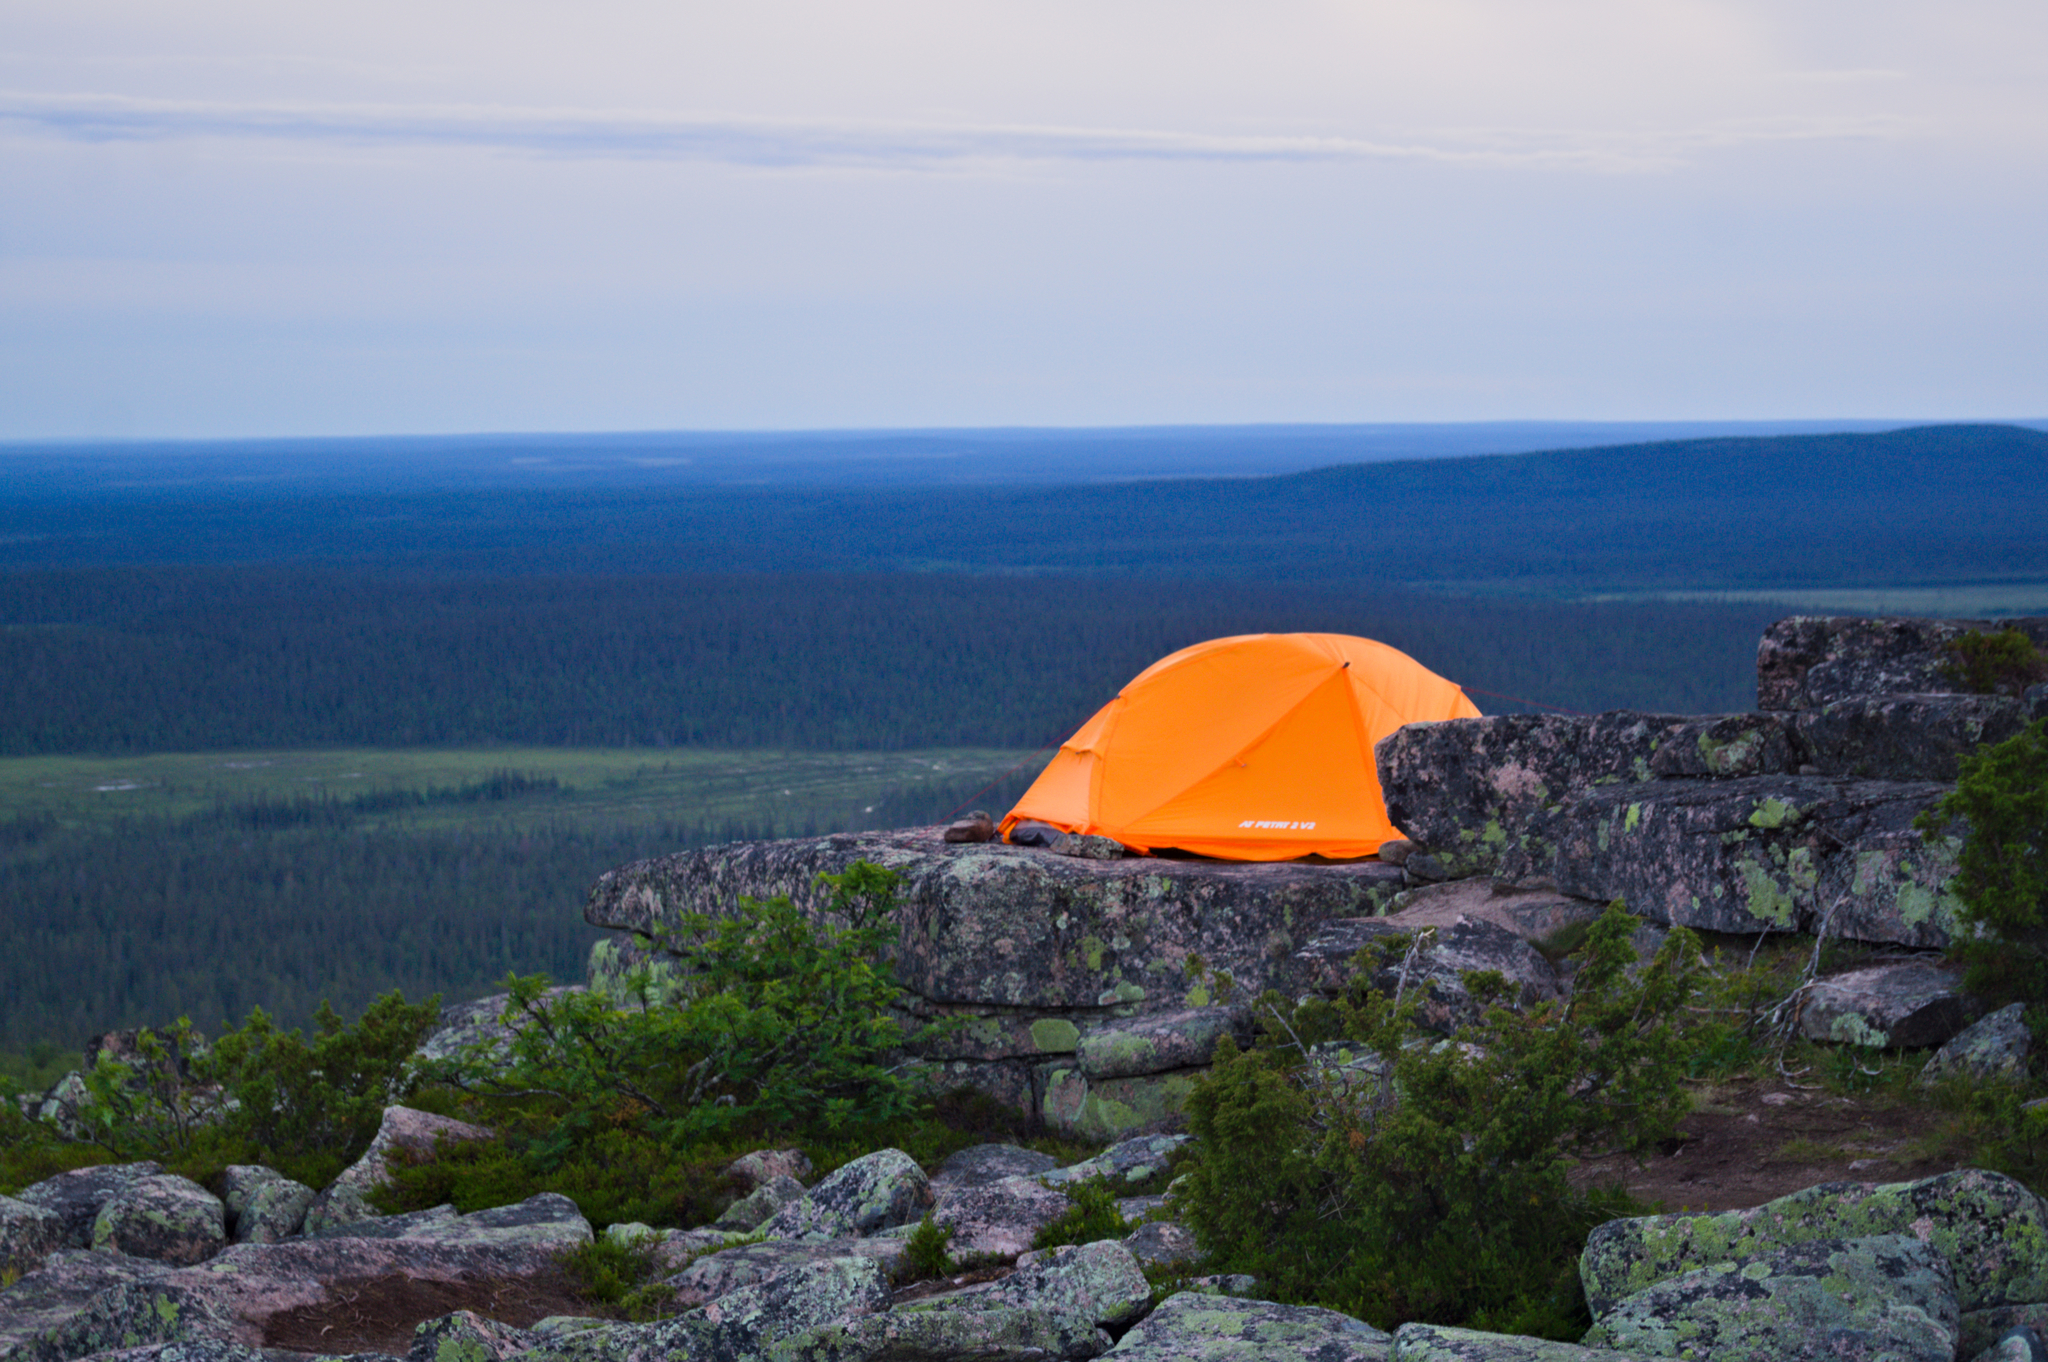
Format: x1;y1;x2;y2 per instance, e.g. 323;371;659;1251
3;1;2044;438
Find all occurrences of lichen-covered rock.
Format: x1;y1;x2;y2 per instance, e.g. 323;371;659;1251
714;1173;807;1232
1971;1325;2048;1362
411;987;583;1067
1388;1323;1650;1360
1962;1307;2048;1359
1756;615;2048;711
1078;1008;1250;1081
1;1194;66;1278
230;1177;314;1244
90;1175;226;1266
304;1204;461;1241
5;1275;241;1362
406;1309;541;1362
1036;1068;1202;1142
771;1301;1110;1362
992;1240;1152;1329
1581;1234;1959;1362
212;1169;279;1233
1921;1003;2034;1085
0;1249;175;1355
1104;1290;1391;1362
36;1233;573;1360
14;1164;165;1249
928;1174;1074;1260
761;1149;931;1242
1791;693;2032;781
1040;1134;1190;1190
302;1107;493;1234
1580;1168;2048;1317
586;827;1404;1017
1646;714;1801;779
1121;1220;1199;1268
394;1193;591;1247
663;1237;905;1308
931;1144;1059;1191
70;1343;269;1362
1375;711;1693;868
1289;916;1560;1033
1507;775;1963;946
535;1256;891;1362
728;1148;814;1192
1797;959;1982;1049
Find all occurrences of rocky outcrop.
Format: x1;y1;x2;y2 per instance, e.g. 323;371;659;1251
1921;1003;2035;1085
1756;616;2048;711
1106;1290;1392;1361
1579;1169;2048;1318
1797;959;1981;1049
1372;615;2045;954
89;1175;225;1266
0;1196;66;1279
587;827;1402;1136
302;1106;493;1234
13;1165;165;1250
1582;1234;1960;1362
759;1149;931;1242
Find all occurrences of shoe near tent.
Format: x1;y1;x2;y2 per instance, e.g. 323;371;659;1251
998;633;1480;862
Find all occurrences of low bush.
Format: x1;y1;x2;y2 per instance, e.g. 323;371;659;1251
1171;903;1698;1338
1031;1176;1134;1251
1918;718;2048;1038
1943;628;2048;697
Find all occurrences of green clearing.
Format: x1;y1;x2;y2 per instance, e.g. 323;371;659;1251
0;745;1038;833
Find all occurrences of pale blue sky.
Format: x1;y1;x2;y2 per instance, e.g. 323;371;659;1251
2;1;2043;437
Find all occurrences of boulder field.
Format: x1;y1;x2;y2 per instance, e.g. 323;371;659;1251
5;1126;2047;1362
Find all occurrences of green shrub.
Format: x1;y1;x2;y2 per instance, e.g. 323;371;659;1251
1032;1176;1135;1251
68;991;438;1189
1918;719;2048;1036
450;863;928;1156
1943;628;2048;697
896;1212;958;1284
555;1231;679;1321
1171;903;1697;1337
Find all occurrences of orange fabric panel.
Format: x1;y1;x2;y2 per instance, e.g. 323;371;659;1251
998;632;1480;861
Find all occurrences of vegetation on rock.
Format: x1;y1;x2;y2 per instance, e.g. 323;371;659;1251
1918;718;2048;1031
1943;627;2048;697
1172;903;1699;1338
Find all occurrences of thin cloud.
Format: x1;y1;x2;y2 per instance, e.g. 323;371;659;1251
0;92;1909;174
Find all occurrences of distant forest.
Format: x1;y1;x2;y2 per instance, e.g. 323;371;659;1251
4;425;2044;596
0;765;1032;1054
0;567;1795;754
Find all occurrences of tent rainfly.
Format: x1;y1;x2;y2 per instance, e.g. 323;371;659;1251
999;632;1480;862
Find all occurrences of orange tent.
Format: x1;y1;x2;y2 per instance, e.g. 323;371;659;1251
999;633;1480;861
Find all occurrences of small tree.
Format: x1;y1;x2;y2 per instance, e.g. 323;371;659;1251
1918;719;2048;1030
454;862;932;1159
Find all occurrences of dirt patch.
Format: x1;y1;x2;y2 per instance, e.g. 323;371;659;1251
1571;1076;1960;1213
261;1264;601;1356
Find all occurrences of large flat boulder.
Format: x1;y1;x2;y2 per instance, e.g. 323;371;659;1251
1581;1233;1959;1362
1375;712;1810;877
1104;1290;1391;1361
1791;693;2033;781
1501;775;1963;946
1797;959;1981;1049
1756;615;2048;711
587;827;1403;1035
1580;1168;2048;1319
